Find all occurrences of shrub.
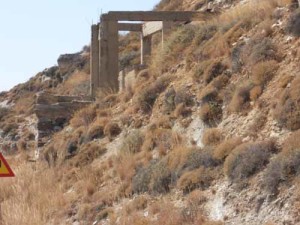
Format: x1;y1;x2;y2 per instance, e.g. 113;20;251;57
71;142;107;167
142;128;181;154
204;61;228;84
244;37;277;65
86;118;108;141
120;130;144;154
252;60;278;87
184;148;221;171
174;103;192;118
202;128;224;146
199;102;223;126
213;137;243;161
286;8;300;36
224;140;276;182
70;104;97;128
228;83;253;113
136;74;172;113
132;160;171;194
104;122;121;140
174;88;194;107
163;87;176;113
0;107;8;120
177;167;213;194
250;85;263;101
274;76;300;130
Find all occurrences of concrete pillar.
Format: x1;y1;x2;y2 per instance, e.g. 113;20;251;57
141;35;152;65
99;19;119;91
162;21;173;48
90;24;99;97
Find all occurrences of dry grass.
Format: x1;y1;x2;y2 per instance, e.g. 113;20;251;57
228;82;253;113
177;167;213;194
0;161;66;225
274;76;300;130
70;104;97;128
135;74;172;113
202;128;224;147
251;60;278;87
199;102;223;126
86;118;109;141
213;137;243;161
104;122;121;141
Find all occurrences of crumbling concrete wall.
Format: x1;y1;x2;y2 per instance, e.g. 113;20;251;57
35;92;92;147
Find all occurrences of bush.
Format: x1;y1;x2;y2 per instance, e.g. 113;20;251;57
244;37;277;65
71;142;107;167
70;104;97;128
252;60;278;87
202;128;224;146
213;137;243;161
0;107;9;120
204;61;228;84
86;118;108;141
177;167;213;194
228;83;253;113
136;74;172;113
199;102;223;126
104;122;121;140
120;130;144;154
286;8;300;36
132;160;171;194
224;140;276;182
274;76;300;130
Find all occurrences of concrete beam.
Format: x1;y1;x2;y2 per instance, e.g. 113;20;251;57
118;23;142;32
102;11;209;22
90;24;99;97
142;21;163;37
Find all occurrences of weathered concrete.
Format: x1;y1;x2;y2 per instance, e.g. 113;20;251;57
91;24;99;97
142;21;163;37
102;11;209;21
99;20;119;91
90;11;209;97
141;35;152;65
118;23;142;32
35;92;92;147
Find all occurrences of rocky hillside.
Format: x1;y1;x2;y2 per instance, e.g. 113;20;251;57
1;0;300;224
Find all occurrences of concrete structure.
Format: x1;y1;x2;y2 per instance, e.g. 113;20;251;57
35;93;93;147
90;11;209;97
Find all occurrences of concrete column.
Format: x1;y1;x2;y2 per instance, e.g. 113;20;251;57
90;24;99;97
162;21;173;48
141;35;152;65
99;19;119;91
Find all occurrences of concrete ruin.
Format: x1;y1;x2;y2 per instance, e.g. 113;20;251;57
35;11;208;150
90;11;208;97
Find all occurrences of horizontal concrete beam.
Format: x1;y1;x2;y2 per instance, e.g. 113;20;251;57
102;11;209;22
118;23;142;31
142;21;163;37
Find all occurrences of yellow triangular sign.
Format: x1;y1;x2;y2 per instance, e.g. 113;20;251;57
0;153;14;177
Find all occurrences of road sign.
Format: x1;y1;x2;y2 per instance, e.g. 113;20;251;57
0;153;14;177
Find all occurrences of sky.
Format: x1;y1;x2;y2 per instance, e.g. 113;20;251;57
0;0;159;92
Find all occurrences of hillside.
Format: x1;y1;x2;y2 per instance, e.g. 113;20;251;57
1;0;300;224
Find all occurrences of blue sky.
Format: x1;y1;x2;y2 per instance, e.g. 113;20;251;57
0;0;159;91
